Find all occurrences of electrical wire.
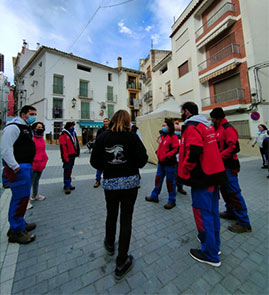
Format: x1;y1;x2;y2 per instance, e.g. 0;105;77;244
101;0;136;8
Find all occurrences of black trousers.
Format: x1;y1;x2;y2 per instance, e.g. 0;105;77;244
104;187;138;266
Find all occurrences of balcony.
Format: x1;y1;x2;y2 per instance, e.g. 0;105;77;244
126;82;142;90
201;88;245;108
143;90;153;103
127;98;142;109
78;89;93;99
198;44;240;72
195;2;235;39
80;111;95;120
52;107;63;119
106;94;117;103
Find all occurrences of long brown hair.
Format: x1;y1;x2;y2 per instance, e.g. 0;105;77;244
110;110;131;132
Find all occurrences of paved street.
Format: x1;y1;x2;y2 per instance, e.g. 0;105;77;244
0;146;268;295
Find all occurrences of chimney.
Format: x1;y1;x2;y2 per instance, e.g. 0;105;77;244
22;39;27;54
117;57;122;68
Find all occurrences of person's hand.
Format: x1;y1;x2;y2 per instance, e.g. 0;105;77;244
14;167;20;173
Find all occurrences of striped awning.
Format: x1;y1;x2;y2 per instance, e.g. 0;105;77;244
200;63;236;83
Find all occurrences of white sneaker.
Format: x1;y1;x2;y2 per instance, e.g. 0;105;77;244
31;194;46;201
27;201;33;210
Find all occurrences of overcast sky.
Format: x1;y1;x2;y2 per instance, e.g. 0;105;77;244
0;0;191;83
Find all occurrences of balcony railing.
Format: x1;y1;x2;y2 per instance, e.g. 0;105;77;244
143;90;153;101
201;88;245;107
198;44;240;72
78;89;93;98
80;111;95;120
106;94;117;102
195;2;235;39
52;107;63;119
127;98;142;109
126;82;142;90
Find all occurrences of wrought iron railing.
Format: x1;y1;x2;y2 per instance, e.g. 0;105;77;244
198;44;240;72
195;2;234;38
201;88;245;107
126;82;142;90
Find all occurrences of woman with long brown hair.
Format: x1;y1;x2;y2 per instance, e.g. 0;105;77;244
90;110;148;280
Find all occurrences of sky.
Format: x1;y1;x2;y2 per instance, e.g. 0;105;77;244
0;0;191;84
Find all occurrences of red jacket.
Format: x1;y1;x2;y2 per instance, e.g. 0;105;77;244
214;118;240;169
32;136;48;172
178;115;227;188
156;133;179;166
59;130;80;163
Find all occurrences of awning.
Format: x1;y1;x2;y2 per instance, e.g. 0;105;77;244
200;63;236;83
78;121;103;128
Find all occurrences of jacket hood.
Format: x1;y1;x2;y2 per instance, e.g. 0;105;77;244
184;114;211;128
6;116;27;126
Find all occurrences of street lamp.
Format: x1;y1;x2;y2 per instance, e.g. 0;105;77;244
71;98;77;108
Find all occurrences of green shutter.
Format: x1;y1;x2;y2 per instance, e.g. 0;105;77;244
80;81;88;97
53;76;63;94
81;102;90;119
107;86;113;101
107;104;114;119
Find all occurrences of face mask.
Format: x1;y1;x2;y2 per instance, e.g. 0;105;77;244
36;129;44;136
162;127;168;133
26;116;36;125
181;112;187;122
69;127;75;134
175;131;181;136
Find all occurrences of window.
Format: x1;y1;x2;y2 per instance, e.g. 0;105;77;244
131;110;139;121
147;66;151;79
178;61;189;78
77;64;91;72
230;120;250;139
30;69;35;76
39;62;42;67
107;104;114;119
53;75;63;94
53;98;63;119
160;65;168;74
79;80;88;97
108;73;112;81
107;86;114;101
81;101;90;119
53;122;62;140
129;92;136;106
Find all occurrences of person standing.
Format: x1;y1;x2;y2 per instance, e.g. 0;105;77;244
30;122;48;201
252;124;268;168
210;107;252;233
262;131;269;178
1;105;37;244
59;121;80;195
178;102;227;267
94;118;110;188
145;119;179;209
90;110;148;281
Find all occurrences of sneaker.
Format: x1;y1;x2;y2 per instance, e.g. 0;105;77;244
189;249;221;267
114;255;134;281
70;186;75;190
7;223;36;237
8;231;36;244
94;181;101;188
219;211;236;220
261;165;268;169
27;201;33;210
145;196;159;203
228;223;252;233
65;189;71;195
31;194;46;201
104;240;114;256
177;188;187;195
164;203;176;210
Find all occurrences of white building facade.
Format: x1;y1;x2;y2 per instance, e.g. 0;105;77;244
14;45;143;144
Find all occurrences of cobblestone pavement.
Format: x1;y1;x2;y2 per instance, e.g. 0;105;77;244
0;146;268;295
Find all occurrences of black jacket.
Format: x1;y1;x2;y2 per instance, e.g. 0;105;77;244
90;130;148;179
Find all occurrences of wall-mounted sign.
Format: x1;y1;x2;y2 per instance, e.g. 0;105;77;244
250;112;260;121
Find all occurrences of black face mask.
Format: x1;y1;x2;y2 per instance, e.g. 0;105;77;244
181;112;187;122
36;129;44;135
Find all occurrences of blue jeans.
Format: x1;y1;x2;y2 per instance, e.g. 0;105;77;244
192;186;220;263
5;163;32;234
220;168;250;226
63;158;75;189
96;170;102;181
151;163;177;204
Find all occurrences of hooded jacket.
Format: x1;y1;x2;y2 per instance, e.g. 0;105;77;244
156;133;179;166
214;118;240;169
178;114;227;188
59;129;80;163
1;117;36;170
